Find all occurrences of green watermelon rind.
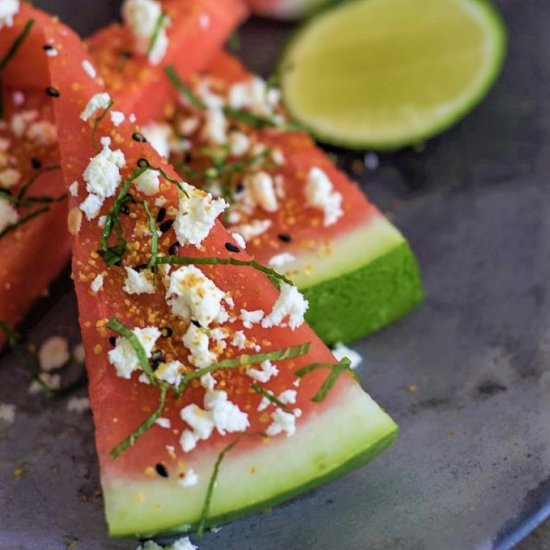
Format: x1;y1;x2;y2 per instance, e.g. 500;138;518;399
304;240;423;344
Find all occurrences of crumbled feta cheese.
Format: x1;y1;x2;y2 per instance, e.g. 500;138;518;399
134;168;160;196
196;78;224;109
305;167;343;226
107;326;160;379
0;0;19;29
0;403;15;424
80;92;112;122
179;429;199;452
174;184;227;247
231;219;272;242
245;171;278;212
178;468;199;488
80;193;103;220
82;59;97;79
97;215;106;228
229;77;274;117
0;168;20;189
10;110;37;137
90;273;104;293
247;359;279;383
167;265;226;327
269;252;296;268
123;267;155;295
66;396;90;413
122;0;170;65
155;360;183;387
266;408;297;437
231;330;247;350
203;108;227;144
69;181;79;197
155;417;171;429
262;283;308;330
274;174;285;198
279;389;297;404
228;131;250;157
271;149;285;166
44;46;58;57
0;198;18;232
332;342;363;370
200;372;217;391
26;120;57;146
72;343;85;363
182;323;217;369
83;137;125;199
231;232;246;250
180;404;214;441
39;336;69;371
129;113;137;123
142;122;172;158
110;111;125;126
28;372;61;394
240;309;264;329
138;542;162;550
205;390;249;435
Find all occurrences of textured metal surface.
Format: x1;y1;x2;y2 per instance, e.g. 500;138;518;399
1;1;549;549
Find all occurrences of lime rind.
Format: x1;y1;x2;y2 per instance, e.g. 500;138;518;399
279;0;507;150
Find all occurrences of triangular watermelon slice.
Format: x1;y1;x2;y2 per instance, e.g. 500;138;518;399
0;0;245;346
6;4;397;538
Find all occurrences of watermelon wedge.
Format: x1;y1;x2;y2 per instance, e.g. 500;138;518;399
118;52;423;344
0;15;69;347
0;0;244;347
6;4;398;537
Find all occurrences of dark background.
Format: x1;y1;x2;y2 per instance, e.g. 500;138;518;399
0;1;548;548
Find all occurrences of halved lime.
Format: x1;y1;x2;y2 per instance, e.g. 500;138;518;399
279;0;506;150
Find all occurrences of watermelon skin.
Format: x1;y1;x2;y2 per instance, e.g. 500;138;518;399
19;5;399;537
246;0;332;19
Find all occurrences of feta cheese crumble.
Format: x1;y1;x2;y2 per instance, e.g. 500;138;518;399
110;111;125;126
262;283;308;330
134;168;160;196
122;0;170;65
123;267;155;294
38;336;70;371
90;273;104;293
167;265;227;327
0;403;15;424
142;122;172;158
0;197;18;232
266;408;297;438
82;59;97;79
178;468;198;488
231;219;272;242
305;167;343;226
246;359;279;383
155;360;183;387
239;309;264;329
174;184;227;248
108;326;160;379
80;92;112;122
245;171;278;213
332;342;363;370
66;396;90;413
231;232;246;250
68;181;79;197
0;168;21;189
0;0;19;30
182;323;217;369
228;131;250;157
269;252;296;268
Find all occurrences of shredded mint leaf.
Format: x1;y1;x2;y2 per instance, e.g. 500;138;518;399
17;164;61;201
147;11;167;58
295;358;357;402
250;384;291;413
176;343;310;397
165;65;206;111
0;19;35;73
0;206;50;240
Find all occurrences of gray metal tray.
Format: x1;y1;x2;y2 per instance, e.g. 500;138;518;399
1;1;549;549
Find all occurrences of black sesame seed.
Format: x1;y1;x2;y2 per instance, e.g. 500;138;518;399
191;319;201;328
43;44;54;51
109;336;117;347
120;204;130;215
120;50;133;59
160;327;173;338
277;233;292;243
235;182;245;194
168;242;180;255
156;207;167;223
133;263;148;273
31;157;42;170
155;463;169;478
150;350;164;363
45;86;60;98
225;242;240;253
159;219;174;233
132;132;147;143
137;157;150;168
